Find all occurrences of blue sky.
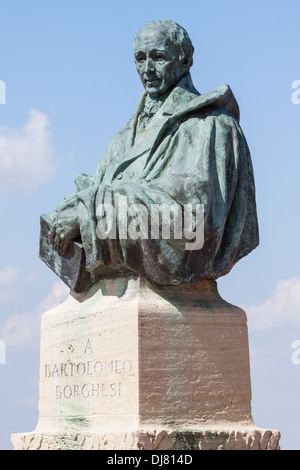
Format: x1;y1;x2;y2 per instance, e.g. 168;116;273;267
0;0;300;450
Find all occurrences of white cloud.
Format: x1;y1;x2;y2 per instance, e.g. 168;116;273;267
0;266;19;303
0;266;19;285
0;109;56;198
245;277;300;331
0;281;69;348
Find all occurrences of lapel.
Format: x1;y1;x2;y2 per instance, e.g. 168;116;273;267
111;93;169;179
112;73;239;180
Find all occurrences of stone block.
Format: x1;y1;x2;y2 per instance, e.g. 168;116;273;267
11;276;280;450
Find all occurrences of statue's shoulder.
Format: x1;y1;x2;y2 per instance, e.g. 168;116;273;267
176;84;240;125
106;117;133;148
200;103;241;128
170;95;246;150
176;101;241;137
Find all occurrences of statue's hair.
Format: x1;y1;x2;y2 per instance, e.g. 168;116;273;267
134;19;194;70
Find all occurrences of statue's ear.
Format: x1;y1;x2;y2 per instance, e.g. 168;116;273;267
181;55;193;74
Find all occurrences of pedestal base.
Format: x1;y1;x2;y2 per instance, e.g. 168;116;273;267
12;426;280;450
11;276;280;450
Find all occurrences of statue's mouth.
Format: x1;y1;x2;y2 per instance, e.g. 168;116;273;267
145;78;160;87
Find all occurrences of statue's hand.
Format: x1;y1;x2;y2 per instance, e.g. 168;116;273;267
49;220;80;255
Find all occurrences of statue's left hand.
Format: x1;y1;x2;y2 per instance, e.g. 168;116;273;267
49;221;81;255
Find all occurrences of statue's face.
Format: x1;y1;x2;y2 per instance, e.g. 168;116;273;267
134;28;186;99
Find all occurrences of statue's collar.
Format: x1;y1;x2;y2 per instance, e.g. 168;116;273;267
159;73;201;116
135;72;240;123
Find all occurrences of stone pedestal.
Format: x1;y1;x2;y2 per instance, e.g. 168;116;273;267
11;276;280;450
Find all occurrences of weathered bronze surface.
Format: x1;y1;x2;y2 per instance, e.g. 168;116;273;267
40;20;258;292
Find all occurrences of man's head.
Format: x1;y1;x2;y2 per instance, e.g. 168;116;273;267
133;20;194;99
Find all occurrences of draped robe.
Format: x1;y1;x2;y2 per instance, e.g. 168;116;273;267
40;73;259;292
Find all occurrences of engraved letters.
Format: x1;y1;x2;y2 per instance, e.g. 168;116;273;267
44;359;133;378
55;382;122;399
43;339;133;400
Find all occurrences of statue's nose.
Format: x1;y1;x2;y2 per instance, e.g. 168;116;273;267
145;57;155;73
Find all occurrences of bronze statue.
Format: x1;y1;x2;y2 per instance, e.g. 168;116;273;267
40;20;258;292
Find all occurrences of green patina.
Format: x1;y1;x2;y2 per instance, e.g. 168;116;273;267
40;20;258;293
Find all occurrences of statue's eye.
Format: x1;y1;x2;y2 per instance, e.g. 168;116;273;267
154;54;166;62
136;55;145;64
